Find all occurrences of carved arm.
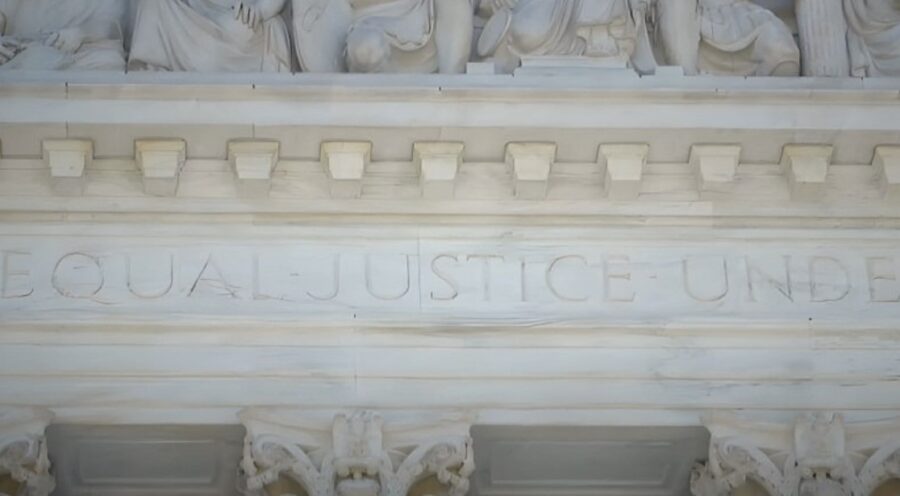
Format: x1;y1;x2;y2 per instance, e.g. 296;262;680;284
234;0;286;29
436;0;475;73
254;0;288;21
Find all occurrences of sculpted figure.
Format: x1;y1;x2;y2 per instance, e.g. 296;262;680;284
293;0;475;73
656;0;800;77
0;0;125;70
476;0;657;74
129;0;292;72
844;0;900;77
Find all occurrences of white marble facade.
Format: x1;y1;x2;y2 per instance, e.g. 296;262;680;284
1;0;900;75
3;1;900;496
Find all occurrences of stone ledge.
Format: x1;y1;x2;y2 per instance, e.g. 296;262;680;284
2;70;900;101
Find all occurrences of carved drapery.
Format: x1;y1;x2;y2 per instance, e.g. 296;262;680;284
1;0;898;77
238;410;474;496
691;413;900;496
0;409;54;496
0;0;126;71
795;0;850;77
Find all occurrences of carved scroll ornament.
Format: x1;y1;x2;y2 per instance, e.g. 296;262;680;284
239;410;474;496
692;413;900;496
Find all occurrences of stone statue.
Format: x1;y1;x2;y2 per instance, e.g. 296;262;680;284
293;0;475;73
129;0;292;72
0;0;125;71
844;0;900;77
476;0;657;74
655;0;800;77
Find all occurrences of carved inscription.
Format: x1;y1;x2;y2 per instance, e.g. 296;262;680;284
1;251;33;299
867;257;900;303
1;239;897;322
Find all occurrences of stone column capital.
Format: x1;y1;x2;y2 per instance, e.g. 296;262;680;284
692;412;900;496
0;408;55;496
238;409;474;496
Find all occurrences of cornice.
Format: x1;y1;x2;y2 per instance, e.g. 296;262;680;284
1;73;899;222
1;71;900;105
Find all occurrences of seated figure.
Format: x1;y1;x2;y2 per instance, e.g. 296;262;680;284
129;0;292;72
0;0;125;71
476;0;657;74
657;0;800;77
844;0;900;77
293;0;474;73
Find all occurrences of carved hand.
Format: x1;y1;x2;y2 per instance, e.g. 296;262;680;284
630;0;654;15
234;0;264;30
43;27;86;54
490;0;519;12
0;37;23;65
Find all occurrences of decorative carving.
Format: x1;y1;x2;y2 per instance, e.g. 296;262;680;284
129;0;292;72
476;0;656;74
293;0;475;74
238;410;474;496
0;408;54;496
0;0;125;71
655;0;800;77
845;0;900;77
692;412;900;496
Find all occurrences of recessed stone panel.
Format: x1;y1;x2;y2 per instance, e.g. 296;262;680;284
47;425;244;496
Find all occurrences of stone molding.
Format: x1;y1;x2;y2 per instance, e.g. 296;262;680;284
238;410;474;496
0;408;54;496
692;412;900;496
2;137;899;213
